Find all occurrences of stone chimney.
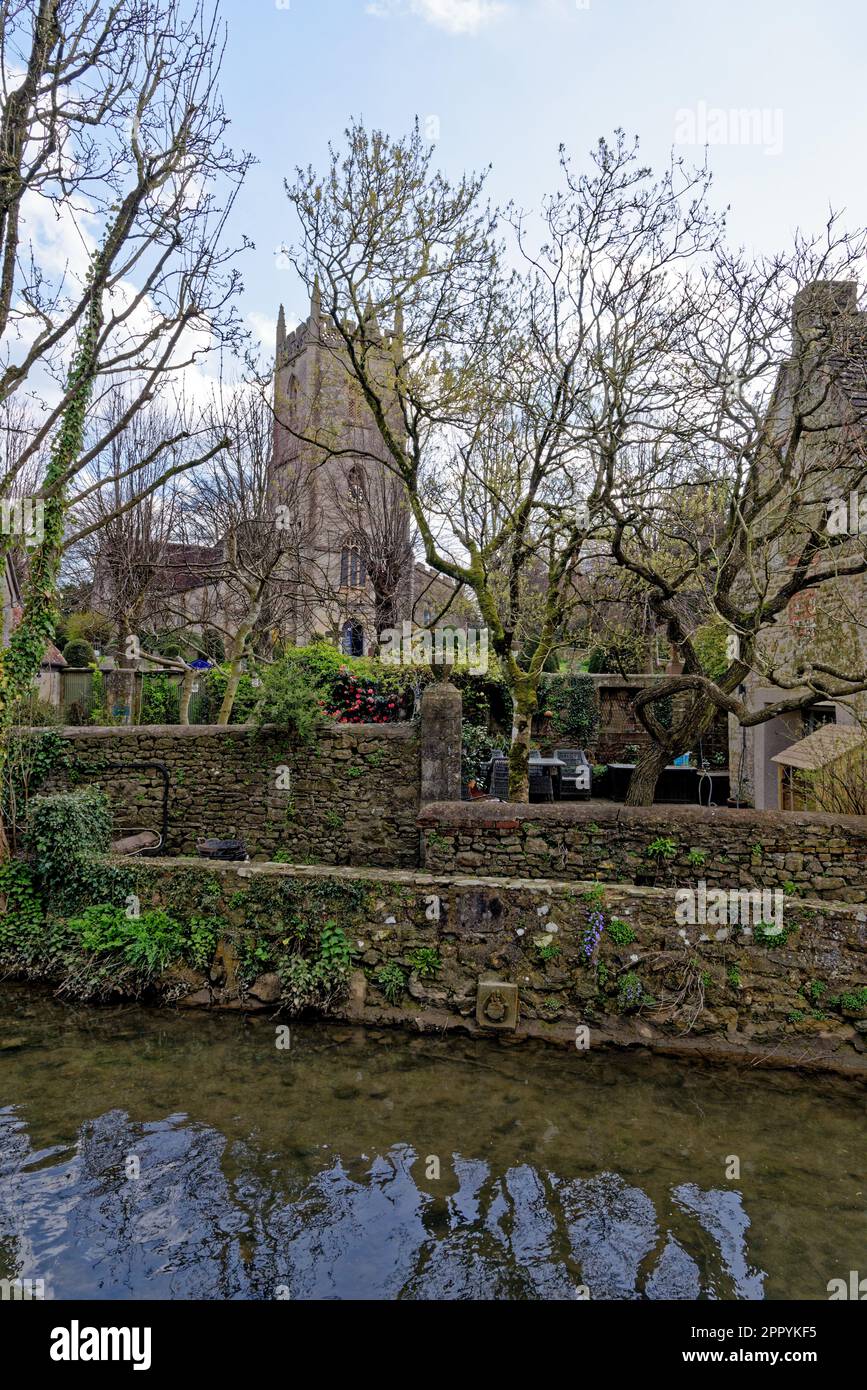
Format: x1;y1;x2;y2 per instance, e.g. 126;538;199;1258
792;279;858;354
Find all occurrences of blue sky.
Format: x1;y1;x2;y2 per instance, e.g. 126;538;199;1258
217;0;867;362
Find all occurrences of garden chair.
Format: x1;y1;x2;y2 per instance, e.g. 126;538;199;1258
529;764;554;802
554;748;592;799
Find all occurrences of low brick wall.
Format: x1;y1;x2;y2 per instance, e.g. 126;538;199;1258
418;801;867;903
49;723;421;867
123;858;867;1075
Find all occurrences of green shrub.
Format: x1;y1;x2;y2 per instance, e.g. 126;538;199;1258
255;660;324;742
66;904;187;977
646;836;677;861
187;916;223;970
200;665;260;724
0;860;43;955
754;920;789;946
462;722;493;783
26;787;115;909
274;922;352;1013
408;947;442;978
63;638;95;667
140;673;180;725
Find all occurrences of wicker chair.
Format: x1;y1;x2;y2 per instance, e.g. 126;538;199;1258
529;764;554;802
489;757;510;799
554;748;592;799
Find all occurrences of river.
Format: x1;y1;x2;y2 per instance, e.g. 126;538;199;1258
0;984;863;1300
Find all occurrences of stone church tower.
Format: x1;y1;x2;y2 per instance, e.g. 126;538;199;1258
269;282;418;653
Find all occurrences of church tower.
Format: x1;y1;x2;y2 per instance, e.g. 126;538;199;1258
270;283;413;653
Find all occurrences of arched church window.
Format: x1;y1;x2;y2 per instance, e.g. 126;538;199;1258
339;541;367;589
342;620;364;657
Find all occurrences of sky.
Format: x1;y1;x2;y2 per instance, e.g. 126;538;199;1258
216;0;867;363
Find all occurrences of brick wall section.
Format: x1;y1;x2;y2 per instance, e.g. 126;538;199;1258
418;801;867;903
49;723;421;867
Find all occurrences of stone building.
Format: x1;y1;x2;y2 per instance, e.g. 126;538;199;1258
88;283;462;659
270;283;460;655
729;281;867;809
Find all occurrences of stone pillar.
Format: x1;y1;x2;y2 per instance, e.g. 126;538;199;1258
420;679;462;803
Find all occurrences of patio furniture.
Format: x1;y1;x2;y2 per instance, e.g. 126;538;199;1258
529;764;554;802
554;748;592;799
530;754;566;800
489;757;510;799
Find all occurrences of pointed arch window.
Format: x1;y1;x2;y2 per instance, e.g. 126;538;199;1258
339;540;367;590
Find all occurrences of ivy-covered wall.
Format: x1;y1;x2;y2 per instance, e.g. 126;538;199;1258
46;723;421;867
418;801;867;903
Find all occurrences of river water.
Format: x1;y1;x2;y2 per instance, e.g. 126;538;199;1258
0;984;863;1301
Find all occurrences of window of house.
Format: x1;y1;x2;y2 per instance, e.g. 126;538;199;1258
803;705;836;737
347;466;364;502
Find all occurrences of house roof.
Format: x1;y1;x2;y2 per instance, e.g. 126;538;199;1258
771;723;866;771
42;642;67;668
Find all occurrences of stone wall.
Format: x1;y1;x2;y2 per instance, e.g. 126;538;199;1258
124;857;867;1076
418;801;867;903
49;723;421;867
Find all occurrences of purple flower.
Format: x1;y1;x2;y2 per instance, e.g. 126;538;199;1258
583;909;605;959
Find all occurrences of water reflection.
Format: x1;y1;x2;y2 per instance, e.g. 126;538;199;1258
0;1116;764;1300
0;988;863;1301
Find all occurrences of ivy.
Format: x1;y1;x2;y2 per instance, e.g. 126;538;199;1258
540;673;600;745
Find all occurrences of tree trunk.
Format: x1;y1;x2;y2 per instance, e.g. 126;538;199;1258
508;694;534;801
178;666;195;726
624;742;671;806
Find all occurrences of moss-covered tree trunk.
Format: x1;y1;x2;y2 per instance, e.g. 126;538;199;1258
507;671;539;801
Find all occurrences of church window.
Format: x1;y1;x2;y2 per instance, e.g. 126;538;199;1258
340;542;367;589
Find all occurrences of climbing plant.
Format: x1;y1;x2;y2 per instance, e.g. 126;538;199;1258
540;674;600;745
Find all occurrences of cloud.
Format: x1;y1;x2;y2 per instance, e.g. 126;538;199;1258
366;0;509;36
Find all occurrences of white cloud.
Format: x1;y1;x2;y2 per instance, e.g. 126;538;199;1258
247;311;279;354
366;0;509;36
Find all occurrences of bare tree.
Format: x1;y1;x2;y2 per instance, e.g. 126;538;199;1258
170;385;310;723
0;0;249;858
596;252;867;804
284;123;723;797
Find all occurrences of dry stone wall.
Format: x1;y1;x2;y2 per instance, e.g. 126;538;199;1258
49;723;421;867
419;801;867;903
